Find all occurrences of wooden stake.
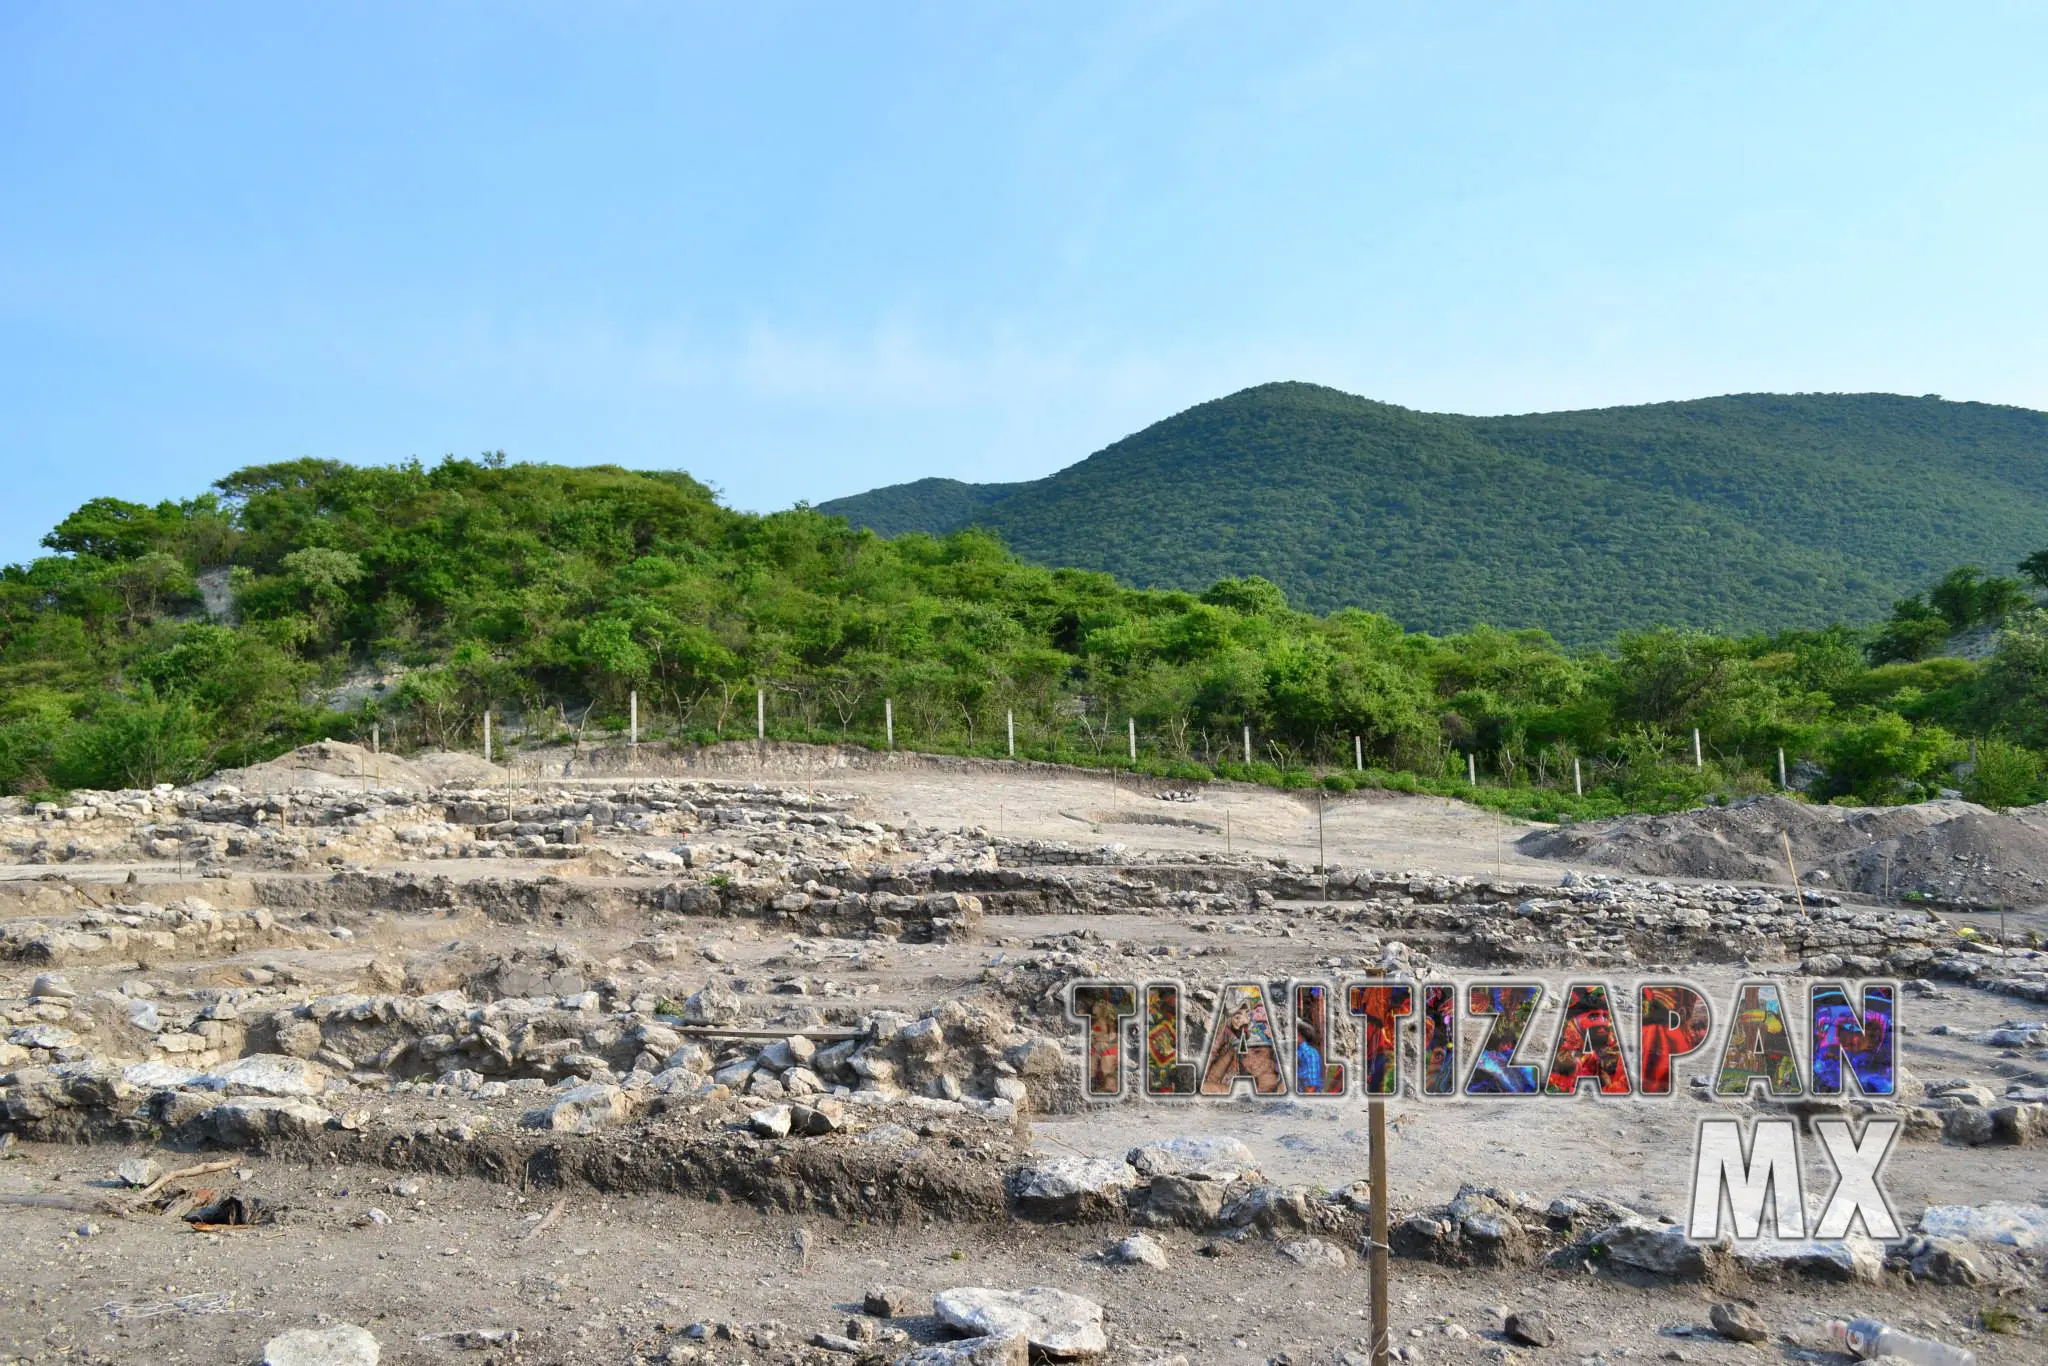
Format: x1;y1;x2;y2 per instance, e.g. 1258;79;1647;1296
1573;756;1583;797
1467;752;1476;785
629;690;638;753
1007;709;1015;758
1127;717;1136;762
483;711;491;764
1781;830;1805;911
1693;728;1703;769
756;689;765;741
1778;747;1787;788
885;698;894;750
1354;734;1363;771
1243;725;1251;766
1316;791;1326;872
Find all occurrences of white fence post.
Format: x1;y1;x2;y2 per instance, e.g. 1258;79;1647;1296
1007;709;1015;758
885;699;894;750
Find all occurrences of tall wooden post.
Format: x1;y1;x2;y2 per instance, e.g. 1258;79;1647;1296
1693;728;1703;768
483;711;492;764
1366;966;1392;1366
1354;734;1363;771
1778;748;1788;788
1242;725;1251;766
1007;709;1015;758
1467;752;1476;785
371;722;379;755
1127;717;1136;762
1573;756;1582;797
756;689;765;741
885;698;894;750
629;690;638;753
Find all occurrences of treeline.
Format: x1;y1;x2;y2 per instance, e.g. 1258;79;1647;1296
2;457;2045;817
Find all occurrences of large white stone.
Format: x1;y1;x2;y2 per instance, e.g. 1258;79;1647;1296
1732;1235;1883;1283
933;1287;1106;1359
195;1054;331;1098
1007;1157;1135;1217
1917;1202;2048;1253
261;1323;380;1366
1127;1135;1258;1182
202;1098;333;1144
540;1083;630;1135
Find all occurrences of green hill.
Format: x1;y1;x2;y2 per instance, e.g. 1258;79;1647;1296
819;383;2048;644
6;454;2045;813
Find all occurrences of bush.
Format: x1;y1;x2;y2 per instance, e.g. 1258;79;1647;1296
1963;739;2046;810
50;691;214;790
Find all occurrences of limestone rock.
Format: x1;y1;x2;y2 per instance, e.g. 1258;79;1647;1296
201;1098;333;1144
1505;1310;1555;1347
1589;1219;1724;1279
1916;1202;2048;1253
539;1083;630;1135
115;1156;160;1188
748;1104;793;1138
195;1054;330;1099
1127;1135;1258;1182
894;1338;1026;1366
1708;1302;1769;1343
1142;1174;1225;1229
864;1285;916;1318
1006;1157;1136;1220
1109;1233;1169;1268
1278;1237;1348;1269
933;1287;1106;1359
261;1324;380;1366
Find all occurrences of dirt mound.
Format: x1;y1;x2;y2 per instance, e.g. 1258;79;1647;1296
1519;793;2048;907
205;741;504;794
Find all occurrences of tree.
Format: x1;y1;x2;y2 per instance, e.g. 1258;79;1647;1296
2020;548;2048;590
1819;714;1953;804
1928;565;2031;630
1868;595;1950;663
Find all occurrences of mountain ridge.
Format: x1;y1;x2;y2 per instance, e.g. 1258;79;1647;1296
817;382;2048;644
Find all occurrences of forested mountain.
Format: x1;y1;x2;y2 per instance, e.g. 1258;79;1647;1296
819;384;2048;644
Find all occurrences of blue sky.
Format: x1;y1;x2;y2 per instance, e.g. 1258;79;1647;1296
5;4;2047;564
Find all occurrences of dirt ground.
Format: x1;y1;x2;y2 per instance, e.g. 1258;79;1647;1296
2;743;2044;1365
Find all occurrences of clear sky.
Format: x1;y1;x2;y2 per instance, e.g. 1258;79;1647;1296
5;4;2047;564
